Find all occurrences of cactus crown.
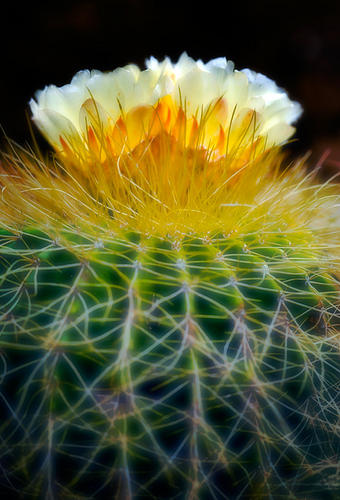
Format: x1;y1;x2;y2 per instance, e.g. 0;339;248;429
2;53;335;241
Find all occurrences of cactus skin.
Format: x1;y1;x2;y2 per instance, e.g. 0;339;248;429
1;228;339;499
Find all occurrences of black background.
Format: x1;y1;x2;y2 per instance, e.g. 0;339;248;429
2;0;340;170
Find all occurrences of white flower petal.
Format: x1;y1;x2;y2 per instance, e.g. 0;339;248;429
30;53;302;149
31;107;79;147
265;123;296;145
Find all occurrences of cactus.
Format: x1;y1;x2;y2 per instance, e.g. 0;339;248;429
0;55;339;498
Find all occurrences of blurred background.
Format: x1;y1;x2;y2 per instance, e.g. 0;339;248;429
1;0;340;172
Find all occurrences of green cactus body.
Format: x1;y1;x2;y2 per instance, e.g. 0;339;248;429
1;228;339;498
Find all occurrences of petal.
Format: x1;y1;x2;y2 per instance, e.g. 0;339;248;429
31;107;79;147
265;123;295;145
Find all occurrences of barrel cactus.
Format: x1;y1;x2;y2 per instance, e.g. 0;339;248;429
0;54;339;499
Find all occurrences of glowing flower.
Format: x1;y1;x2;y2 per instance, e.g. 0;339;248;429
0;54;307;236
29;53;302;165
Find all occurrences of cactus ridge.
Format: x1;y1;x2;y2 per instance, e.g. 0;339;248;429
1;228;339;498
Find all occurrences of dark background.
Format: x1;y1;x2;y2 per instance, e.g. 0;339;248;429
1;0;340;170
